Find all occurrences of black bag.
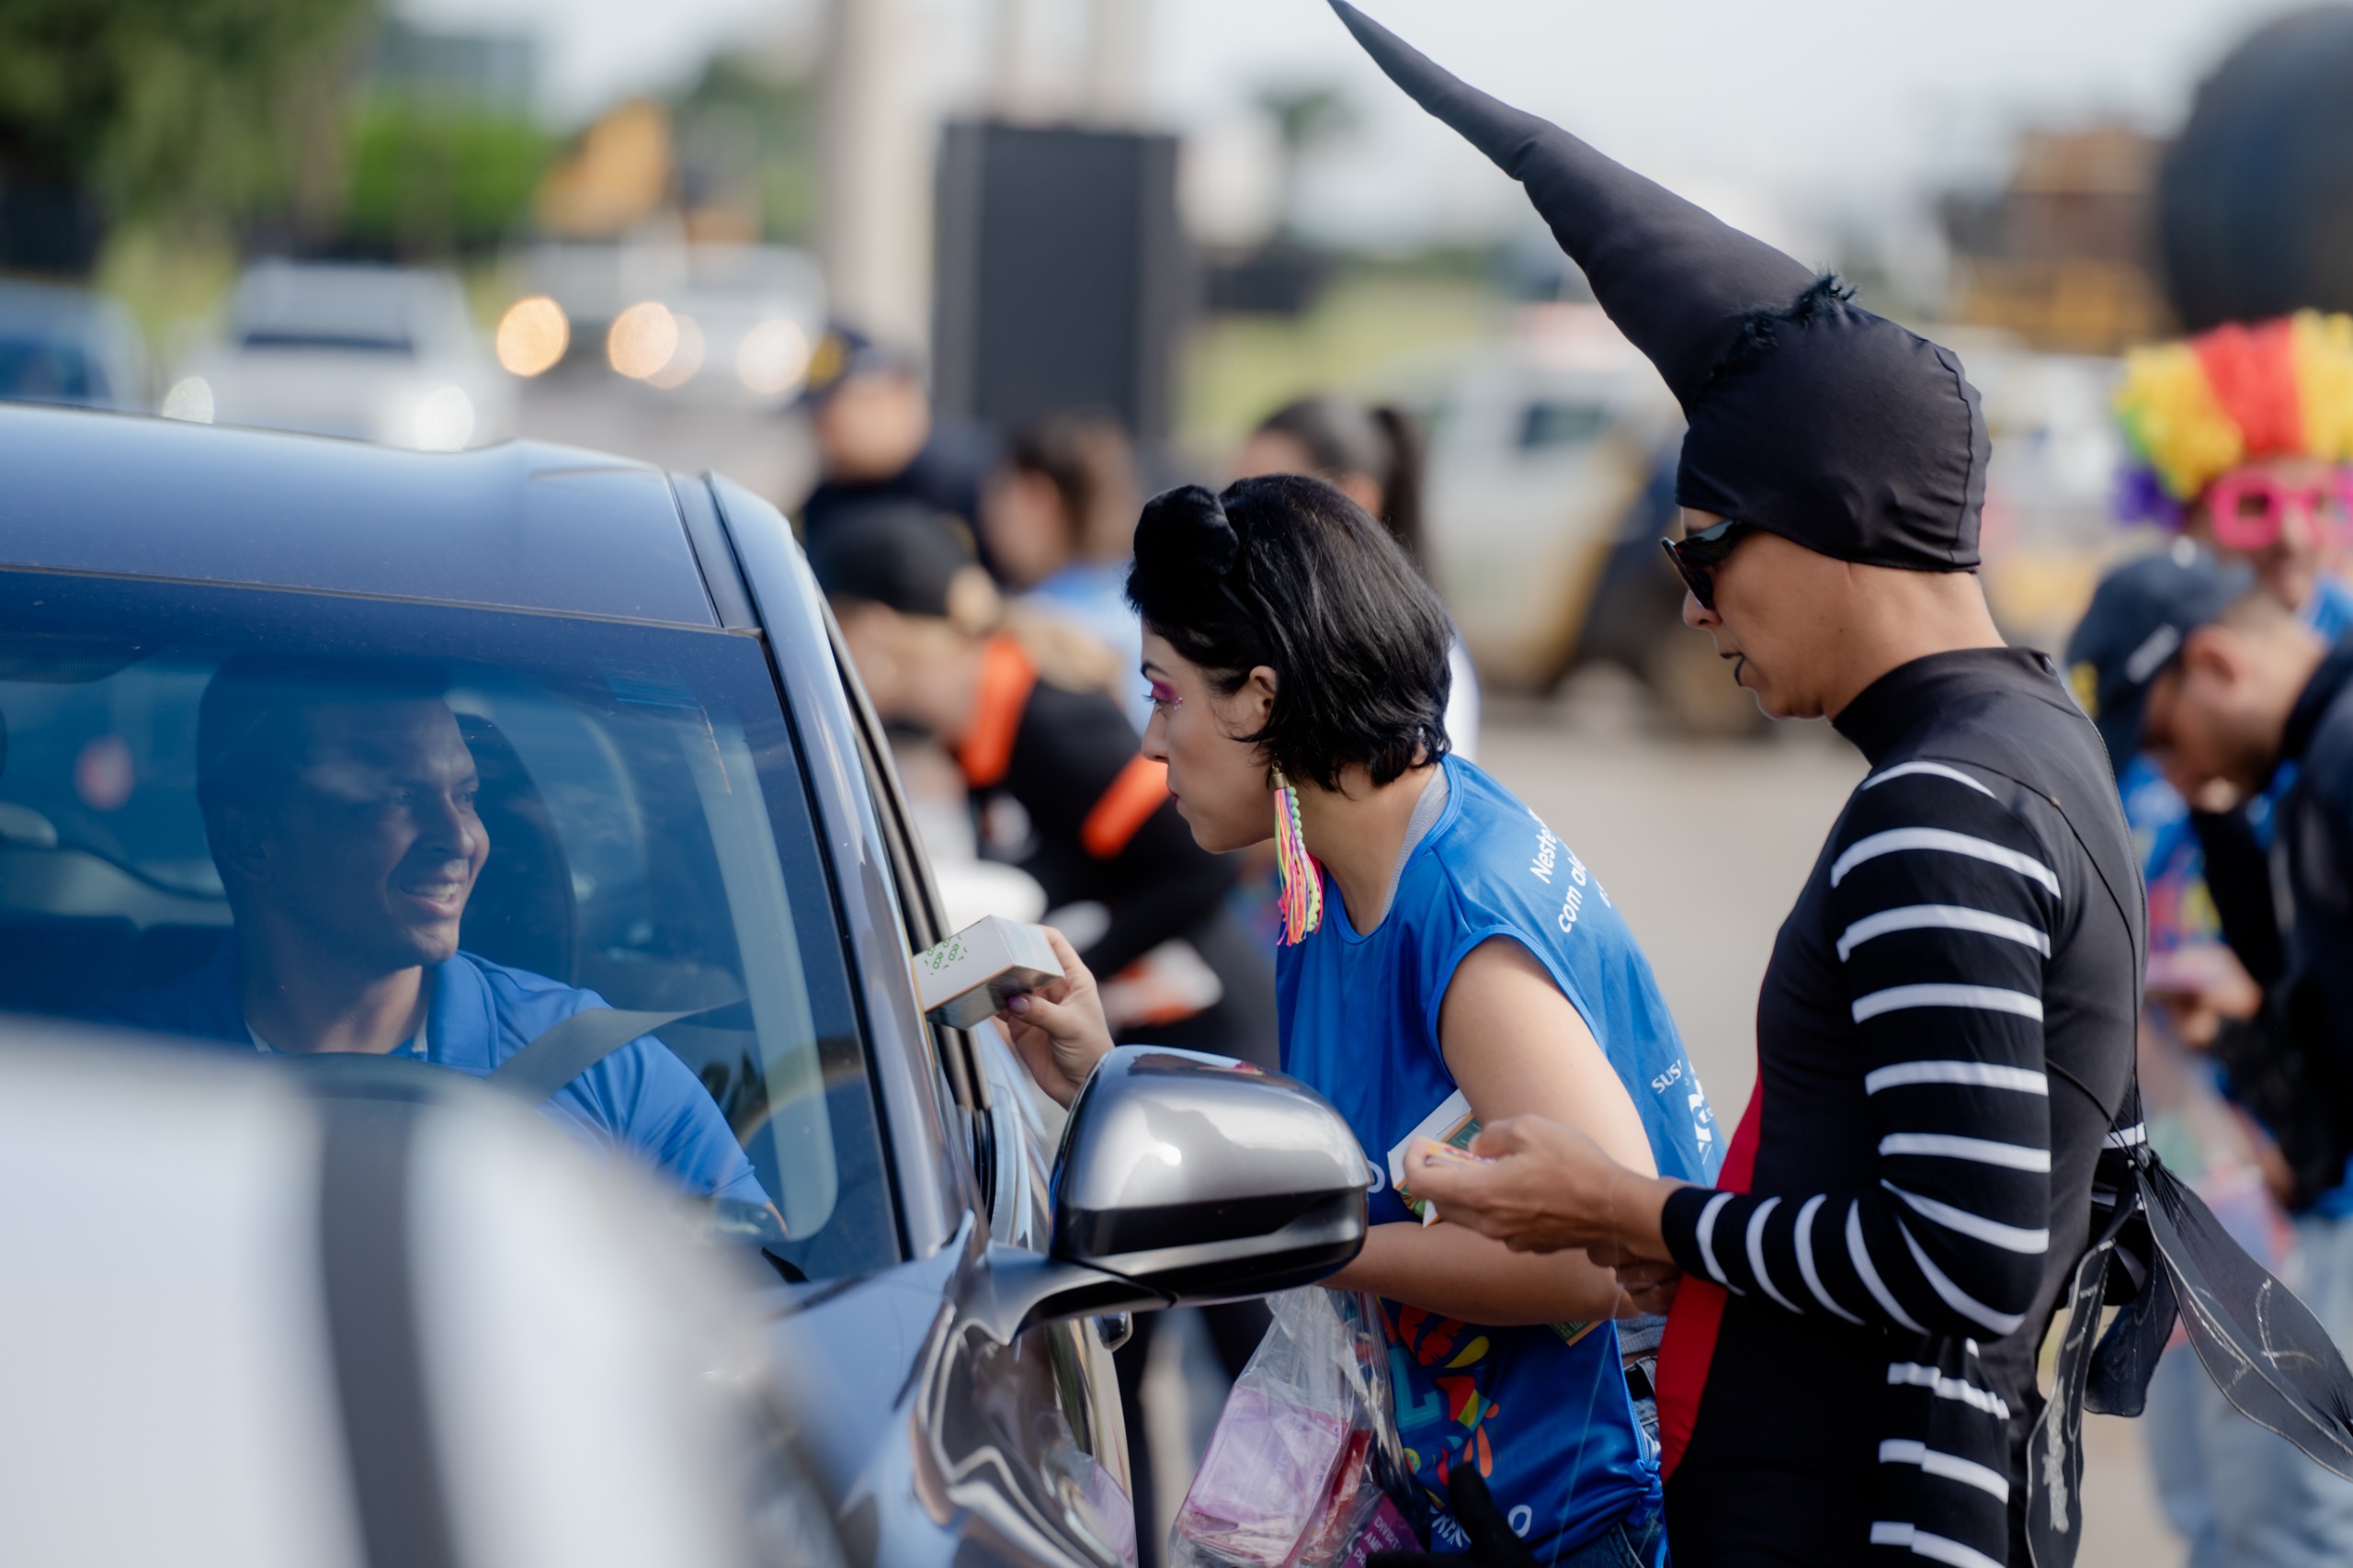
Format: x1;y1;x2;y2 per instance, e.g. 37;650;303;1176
2209;976;2353;1210
2029;1135;2353;1568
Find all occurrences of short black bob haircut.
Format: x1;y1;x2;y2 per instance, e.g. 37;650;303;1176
1125;474;1450;791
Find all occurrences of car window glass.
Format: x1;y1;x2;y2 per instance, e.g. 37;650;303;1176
0;570;893;1280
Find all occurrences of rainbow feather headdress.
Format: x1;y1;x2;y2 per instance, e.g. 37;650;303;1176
2116;311;2353;522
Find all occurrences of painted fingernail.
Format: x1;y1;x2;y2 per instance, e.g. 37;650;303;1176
1006;994;1030;1014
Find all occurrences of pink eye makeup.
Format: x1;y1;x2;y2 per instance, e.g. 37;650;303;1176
1147;678;1182;711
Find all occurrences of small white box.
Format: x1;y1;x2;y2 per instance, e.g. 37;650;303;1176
914;915;1065;1029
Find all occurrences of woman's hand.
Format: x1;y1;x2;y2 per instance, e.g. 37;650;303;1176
1589;1243;1684;1314
1406;1115;1682;1261
998;926;1114;1107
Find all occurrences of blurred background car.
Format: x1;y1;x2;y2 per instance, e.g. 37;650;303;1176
165;260;514;449
0;278;149;413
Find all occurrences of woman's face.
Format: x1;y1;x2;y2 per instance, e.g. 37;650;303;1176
1232;429;1386;518
1137;630;1277;854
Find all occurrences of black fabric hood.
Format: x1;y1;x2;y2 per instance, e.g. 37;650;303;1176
1330;1;1989;570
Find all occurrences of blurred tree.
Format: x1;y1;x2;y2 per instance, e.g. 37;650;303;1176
0;0;373;267
676;52;820;244
1253;82;1357;239
342;101;552;256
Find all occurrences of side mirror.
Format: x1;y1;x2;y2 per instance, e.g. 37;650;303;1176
1052;1045;1368;1300
958;1046;1369;1341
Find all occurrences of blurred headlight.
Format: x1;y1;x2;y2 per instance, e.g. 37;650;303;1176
160;377;214;424
608;301;679;381
735;320;811;397
415;386;476;451
647;314;706;390
496;297;570;377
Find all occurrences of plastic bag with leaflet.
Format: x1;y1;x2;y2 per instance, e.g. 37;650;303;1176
1171;1288;1417;1568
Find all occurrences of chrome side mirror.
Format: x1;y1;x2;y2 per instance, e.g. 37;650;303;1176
1050;1046;1368;1301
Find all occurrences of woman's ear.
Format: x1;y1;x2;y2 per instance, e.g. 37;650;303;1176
1240;665;1279;733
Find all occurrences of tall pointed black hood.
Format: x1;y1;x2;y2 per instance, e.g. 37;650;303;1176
1331;1;1988;571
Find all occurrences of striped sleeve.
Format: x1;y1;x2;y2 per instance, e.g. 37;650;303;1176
1661;760;2060;1338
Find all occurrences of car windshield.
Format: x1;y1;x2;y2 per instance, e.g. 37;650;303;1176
0;568;892;1281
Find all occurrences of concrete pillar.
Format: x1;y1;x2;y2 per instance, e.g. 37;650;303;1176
819;0;931;350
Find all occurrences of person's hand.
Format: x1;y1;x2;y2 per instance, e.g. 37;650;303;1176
1405;1116;1677;1259
997;926;1114;1107
1589;1241;1684;1313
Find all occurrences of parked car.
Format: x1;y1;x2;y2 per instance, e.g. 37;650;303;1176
0;403;1369;1568
166;261;515;449
0;278;150;412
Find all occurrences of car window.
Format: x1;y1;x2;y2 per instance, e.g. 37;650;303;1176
0;568;893;1281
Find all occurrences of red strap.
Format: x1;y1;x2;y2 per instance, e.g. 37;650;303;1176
1080;755;1169;859
1655;1076;1762;1479
955;636;1036;789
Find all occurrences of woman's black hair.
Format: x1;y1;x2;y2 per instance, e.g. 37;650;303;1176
1254;395;1427;569
1126;474;1450;790
1004;408;1140;560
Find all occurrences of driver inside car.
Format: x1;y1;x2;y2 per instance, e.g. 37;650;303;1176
98;657;768;1205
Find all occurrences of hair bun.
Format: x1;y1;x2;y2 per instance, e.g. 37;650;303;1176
1135;484;1240;581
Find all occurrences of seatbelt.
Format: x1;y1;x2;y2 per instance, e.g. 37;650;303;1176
485;1006;708;1106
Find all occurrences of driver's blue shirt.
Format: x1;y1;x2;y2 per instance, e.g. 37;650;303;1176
102;939;767;1204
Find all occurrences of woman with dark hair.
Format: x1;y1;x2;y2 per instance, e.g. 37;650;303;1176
1233;395;1480;760
999;475;1718;1566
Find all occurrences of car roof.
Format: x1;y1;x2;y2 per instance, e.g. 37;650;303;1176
0;403;722;628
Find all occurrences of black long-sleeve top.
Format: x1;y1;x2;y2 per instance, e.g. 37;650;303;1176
1653;648;2143;1568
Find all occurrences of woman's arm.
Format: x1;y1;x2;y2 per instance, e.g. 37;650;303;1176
1322;936;1656;1324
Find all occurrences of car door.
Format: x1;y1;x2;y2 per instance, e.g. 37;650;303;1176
708;475;1136;1568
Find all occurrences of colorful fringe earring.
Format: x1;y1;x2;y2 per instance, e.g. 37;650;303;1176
1271;767;1324;945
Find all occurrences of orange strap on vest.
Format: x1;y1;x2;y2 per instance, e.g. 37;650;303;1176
1080;756;1171;859
956;635;1037;789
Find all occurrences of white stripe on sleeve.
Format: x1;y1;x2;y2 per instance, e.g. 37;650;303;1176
1879;1440;2012;1502
1887;1362;2011;1420
1879;1132;2052;1172
1896;1221;2028;1336
1836;903;2051;961
1865;1061;2049;1096
1882;1181;2050;1253
1745;1196;1800;1313
1852;983;2043;1025
1870;1522;2007;1568
1694;1190;1737;1290
1796;1193;1865;1324
1861;760;1996;799
1830;827;2060;895
2104;1122;2149;1149
1847;1199;1926;1333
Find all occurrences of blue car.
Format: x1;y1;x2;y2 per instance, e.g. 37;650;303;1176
0;280;149;412
0;403;1368;1568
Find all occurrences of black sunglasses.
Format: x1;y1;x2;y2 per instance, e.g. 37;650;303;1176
1660;518;1753;610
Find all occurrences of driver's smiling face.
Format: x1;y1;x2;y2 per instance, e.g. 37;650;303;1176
267;699;489;973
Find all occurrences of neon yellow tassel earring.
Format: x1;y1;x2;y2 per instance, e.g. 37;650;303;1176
1271;767;1324;944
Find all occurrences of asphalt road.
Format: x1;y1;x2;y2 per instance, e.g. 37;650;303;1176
1479;671;2182;1568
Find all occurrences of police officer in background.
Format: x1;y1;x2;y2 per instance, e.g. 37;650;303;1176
2069;548;2353;1568
794;325;994;554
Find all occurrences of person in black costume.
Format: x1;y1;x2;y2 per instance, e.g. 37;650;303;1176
1324;7;2145;1566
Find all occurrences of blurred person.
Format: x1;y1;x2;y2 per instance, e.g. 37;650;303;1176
100;658;767;1204
1233;395;1481;760
2069;551;2353;1568
982;410;1152;733
2097;315;2353;1568
1317;11;2144;1568
1003;474;1721;1567
795;324;993;553
807;502;1274;1062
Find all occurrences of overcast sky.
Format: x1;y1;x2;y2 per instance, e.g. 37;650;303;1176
396;0;2308;245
